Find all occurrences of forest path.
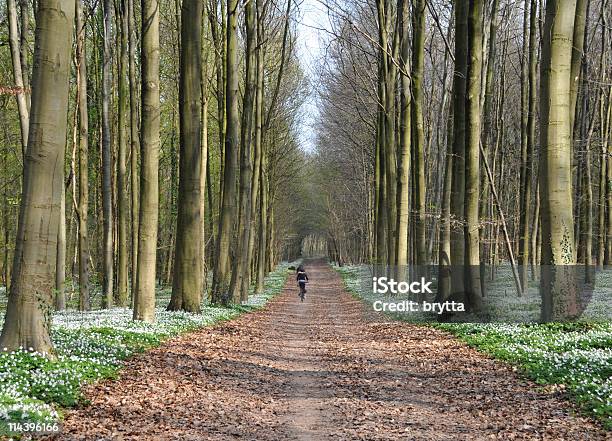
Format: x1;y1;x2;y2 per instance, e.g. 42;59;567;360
48;260;606;440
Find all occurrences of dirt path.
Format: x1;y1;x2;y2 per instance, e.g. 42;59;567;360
48;260;607;440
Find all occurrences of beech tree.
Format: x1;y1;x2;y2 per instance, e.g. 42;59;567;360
75;0;91;312
117;0;130;307
539;0;579;321
0;0;75;353
228;0;257;303
101;0;114;308
169;0;203;313
211;0;239;305
464;0;483;311
411;0;427;268
133;0;160;322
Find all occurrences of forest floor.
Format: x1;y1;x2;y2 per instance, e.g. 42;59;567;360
45;260;607;440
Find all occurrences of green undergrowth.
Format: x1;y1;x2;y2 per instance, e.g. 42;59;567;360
334;264;612;430
0;262;293;437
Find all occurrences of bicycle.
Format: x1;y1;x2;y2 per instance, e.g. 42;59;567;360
298;281;307;302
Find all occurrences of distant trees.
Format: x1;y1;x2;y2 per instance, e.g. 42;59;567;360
0;0;305;352
315;0;611;321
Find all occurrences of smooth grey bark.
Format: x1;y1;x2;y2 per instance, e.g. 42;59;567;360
211;0;239;305
254;11;266;294
133;0;160;322
449;0;469;299
525;0;538;285
464;0;484;311
0;0;75;354
229;0;257;303
128;0;139;299
539;0;578;322
411;0;426;267
117;0;130;306
56;176;66;311
169;0;203;313
395;0;411;270
76;0;90;311
101;0;114;308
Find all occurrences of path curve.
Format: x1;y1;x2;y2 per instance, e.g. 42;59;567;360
47;260;607;440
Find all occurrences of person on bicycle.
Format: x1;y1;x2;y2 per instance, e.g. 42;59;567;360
296;265;309;297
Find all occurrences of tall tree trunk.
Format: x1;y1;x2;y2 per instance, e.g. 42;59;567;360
133;0;160;322
200;8;210;291
411;0;426;267
395;0;410;272
254;4;266;294
525;0;538;283
117;0;130;306
539;0;578;322
128;0;139;300
374;0;397;267
374;76;387;266
449;0;469;300
383;38;397;266
531;180;541;280
518;0;532;291
7;0;30;156
211;0;239;305
583;128;594;281
245;0;264;296
169;0;203;313
603;3;612;266
436;110;453;301
208;0;226;223
597;2;608;269
76;0;90;311
229;0;256;303
0;0;75;354
578;1;593;282
607;87;612;264
256;137;267;293
436;3;454;301
1;137;10;291
480;0;498;280
102;0;114;308
464;0;484;311
19;0;29;106
56;176;66;310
